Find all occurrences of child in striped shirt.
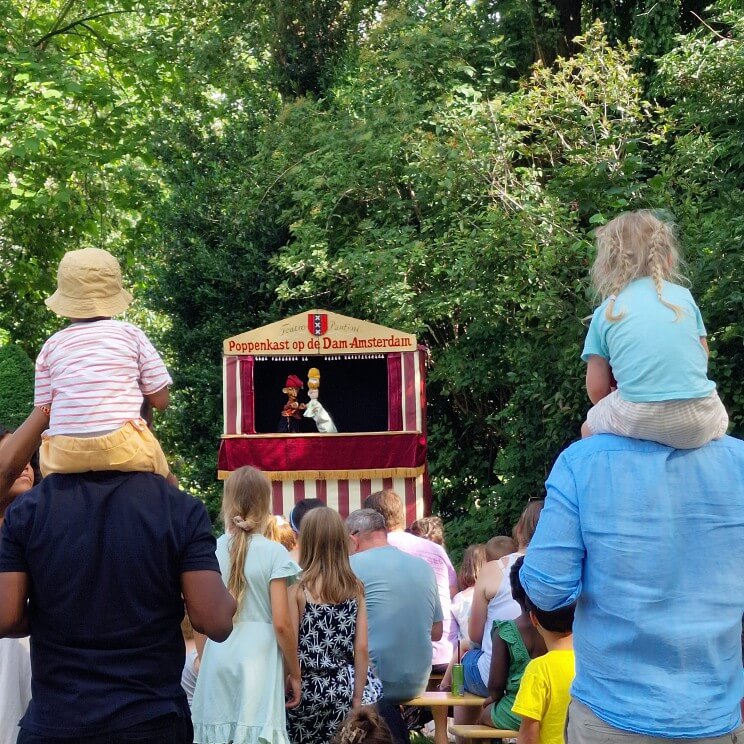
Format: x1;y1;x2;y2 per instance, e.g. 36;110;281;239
34;248;173;478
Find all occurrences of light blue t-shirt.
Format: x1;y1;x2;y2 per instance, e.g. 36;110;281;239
350;545;443;703
581;278;714;402
521;434;744;738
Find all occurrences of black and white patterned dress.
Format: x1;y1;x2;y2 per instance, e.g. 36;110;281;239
287;592;382;744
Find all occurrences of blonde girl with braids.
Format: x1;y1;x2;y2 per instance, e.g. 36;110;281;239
191;466;302;744
286;507;382;744
581;209;728;448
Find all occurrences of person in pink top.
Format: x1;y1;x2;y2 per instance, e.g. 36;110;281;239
34;248;173;479
364;490;458;671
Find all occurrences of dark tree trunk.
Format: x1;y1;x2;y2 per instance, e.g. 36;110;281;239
552;0;583;56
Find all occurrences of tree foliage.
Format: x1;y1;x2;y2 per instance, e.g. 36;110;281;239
0;0;179;352
2;0;743;542
0;344;34;428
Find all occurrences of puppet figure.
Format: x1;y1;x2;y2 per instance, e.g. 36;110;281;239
278;374;306;433
304;368;337;433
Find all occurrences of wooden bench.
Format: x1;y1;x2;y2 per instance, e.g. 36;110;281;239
448;723;519;743
403;691;486;744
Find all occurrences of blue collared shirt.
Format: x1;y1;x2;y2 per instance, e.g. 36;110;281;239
521;435;744;737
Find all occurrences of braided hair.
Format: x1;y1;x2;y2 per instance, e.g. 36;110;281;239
591;209;685;323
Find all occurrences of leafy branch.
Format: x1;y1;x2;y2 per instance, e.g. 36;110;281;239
34;9;135;49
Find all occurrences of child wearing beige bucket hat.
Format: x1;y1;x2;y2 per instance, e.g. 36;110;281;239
34;248;173;478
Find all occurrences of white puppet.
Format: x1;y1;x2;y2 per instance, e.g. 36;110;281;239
303;368;337;433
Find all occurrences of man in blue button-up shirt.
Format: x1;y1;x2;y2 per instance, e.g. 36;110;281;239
521;434;744;741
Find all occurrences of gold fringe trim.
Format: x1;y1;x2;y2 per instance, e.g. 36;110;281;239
217;465;425;481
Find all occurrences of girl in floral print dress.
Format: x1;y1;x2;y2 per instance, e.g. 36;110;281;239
287;507;382;744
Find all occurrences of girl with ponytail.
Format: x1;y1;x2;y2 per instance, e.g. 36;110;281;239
581;209;728;448
192;466;301;744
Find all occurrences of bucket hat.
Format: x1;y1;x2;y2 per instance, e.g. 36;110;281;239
45;248;133;319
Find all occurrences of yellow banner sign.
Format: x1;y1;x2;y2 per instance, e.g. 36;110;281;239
223;310;417;356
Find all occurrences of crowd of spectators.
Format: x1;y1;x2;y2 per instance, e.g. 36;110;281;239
2;425;742;744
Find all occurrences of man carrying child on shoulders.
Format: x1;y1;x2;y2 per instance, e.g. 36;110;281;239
521;433;744;744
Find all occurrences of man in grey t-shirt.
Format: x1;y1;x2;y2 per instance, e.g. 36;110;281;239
348;509;443;703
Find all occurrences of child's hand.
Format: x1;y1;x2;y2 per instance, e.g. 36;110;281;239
285;673;301;708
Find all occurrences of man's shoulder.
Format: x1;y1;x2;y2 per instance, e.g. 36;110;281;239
31;471;205;517
3;483;40;526
553;435;744;511
350;545;390;568
562;433;744;462
392;546;438;586
352;545;428;572
561;434;661;459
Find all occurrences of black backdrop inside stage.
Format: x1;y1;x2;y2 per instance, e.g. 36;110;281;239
253;356;389;434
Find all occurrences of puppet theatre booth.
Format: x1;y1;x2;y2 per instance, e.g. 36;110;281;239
218;310;429;521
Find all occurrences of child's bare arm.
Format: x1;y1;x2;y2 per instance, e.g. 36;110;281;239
518;716;540;744
486;630;510;701
181;571;236;642
146;386;170;411
0;408;48;509
352;591;369;707
270;578;301;708
586;355;613;404
193;629;207;672
469;560;504;645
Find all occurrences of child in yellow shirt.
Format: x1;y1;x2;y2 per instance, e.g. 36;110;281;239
511;587;576;744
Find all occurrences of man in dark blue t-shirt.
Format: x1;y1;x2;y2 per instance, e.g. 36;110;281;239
0;459;235;744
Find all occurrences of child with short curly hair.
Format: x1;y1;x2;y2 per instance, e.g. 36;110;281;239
332;706;393;744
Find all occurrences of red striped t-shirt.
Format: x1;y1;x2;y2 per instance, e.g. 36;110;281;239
35;320;172;436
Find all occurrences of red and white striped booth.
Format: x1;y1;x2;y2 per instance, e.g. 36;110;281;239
218;310;429;522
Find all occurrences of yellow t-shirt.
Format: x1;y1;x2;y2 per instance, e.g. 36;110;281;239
511;649;575;744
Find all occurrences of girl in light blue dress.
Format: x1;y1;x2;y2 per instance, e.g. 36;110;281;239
192;466;301;744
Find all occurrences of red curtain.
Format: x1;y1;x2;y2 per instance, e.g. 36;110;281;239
218;432;426;473
240;357;256;434
387;353;403;430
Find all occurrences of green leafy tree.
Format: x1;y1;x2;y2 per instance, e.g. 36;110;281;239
0;0;180;352
0;344;34;428
3;0;742;544
653;2;744;434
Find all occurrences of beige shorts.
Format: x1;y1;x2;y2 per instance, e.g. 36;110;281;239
566;699;744;744
586;390;728;449
40;420;169;478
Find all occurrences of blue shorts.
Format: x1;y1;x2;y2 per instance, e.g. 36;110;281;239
461;648;489;697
